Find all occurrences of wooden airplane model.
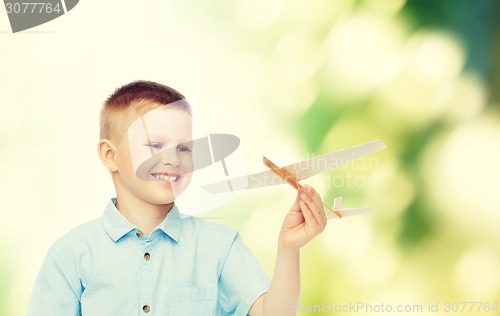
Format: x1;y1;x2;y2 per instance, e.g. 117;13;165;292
202;140;386;219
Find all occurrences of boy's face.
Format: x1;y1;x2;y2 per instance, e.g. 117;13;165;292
116;106;193;205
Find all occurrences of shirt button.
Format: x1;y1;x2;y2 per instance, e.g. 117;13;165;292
142;305;150;313
136;231;143;237
144;253;151;261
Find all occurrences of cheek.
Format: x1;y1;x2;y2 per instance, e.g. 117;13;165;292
134;153;164;181
130;146;155;172
180;173;193;189
181;154;194;172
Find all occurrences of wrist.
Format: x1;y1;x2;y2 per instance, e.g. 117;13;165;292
278;235;301;254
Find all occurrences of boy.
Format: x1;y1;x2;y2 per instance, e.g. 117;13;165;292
27;81;328;315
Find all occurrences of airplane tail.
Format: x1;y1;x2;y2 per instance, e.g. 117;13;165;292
326;197;373;219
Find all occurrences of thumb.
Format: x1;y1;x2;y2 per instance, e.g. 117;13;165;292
290;189;301;212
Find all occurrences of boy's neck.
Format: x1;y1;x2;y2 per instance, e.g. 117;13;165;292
115;194;174;237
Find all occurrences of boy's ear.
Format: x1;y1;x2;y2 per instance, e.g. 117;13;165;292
98;139;119;172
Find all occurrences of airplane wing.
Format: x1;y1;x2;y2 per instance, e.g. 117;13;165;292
282;140;386;180
202;140;386;194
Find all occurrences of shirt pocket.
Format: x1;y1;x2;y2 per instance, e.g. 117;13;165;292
166;286;217;316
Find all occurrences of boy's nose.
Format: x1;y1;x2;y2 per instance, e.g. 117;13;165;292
161;150;181;167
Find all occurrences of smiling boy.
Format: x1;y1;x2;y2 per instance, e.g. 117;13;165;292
27;81;328;316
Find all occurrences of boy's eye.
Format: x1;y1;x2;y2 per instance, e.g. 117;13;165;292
146;143;162;149
177;145;192;152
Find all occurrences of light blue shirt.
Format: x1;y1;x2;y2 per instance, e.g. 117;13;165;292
27;199;270;316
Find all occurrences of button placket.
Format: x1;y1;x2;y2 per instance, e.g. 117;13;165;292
140;237;155;314
143;238;154;262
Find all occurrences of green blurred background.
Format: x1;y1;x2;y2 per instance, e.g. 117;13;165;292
1;0;499;315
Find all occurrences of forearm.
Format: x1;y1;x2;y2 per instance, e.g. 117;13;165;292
253;185;326;316
261;239;300;316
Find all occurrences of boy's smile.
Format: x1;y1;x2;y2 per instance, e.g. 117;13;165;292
150;172;181;185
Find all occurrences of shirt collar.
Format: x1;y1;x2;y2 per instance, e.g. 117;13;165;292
102;198;184;243
102;198;134;242
156;203;183;243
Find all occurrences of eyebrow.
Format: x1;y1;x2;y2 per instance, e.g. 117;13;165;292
144;134;193;145
139;117;193;149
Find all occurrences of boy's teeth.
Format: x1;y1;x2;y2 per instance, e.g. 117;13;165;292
153;174;178;182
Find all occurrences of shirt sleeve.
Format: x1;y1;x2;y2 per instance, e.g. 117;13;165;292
217;231;270;316
27;245;82;316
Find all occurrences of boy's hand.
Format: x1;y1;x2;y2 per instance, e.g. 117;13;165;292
278;185;327;251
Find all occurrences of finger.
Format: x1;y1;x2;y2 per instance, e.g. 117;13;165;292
303;186;327;227
290;190;301;212
317;204;328;227
299;187;315;210
299;199;320;229
302;186;325;218
307;186;327;226
300;200;325;235
306;185;324;211
300;190;324;230
301;185;322;211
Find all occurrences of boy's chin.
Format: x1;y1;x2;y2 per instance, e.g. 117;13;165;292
147;191;185;206
146;198;175;207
